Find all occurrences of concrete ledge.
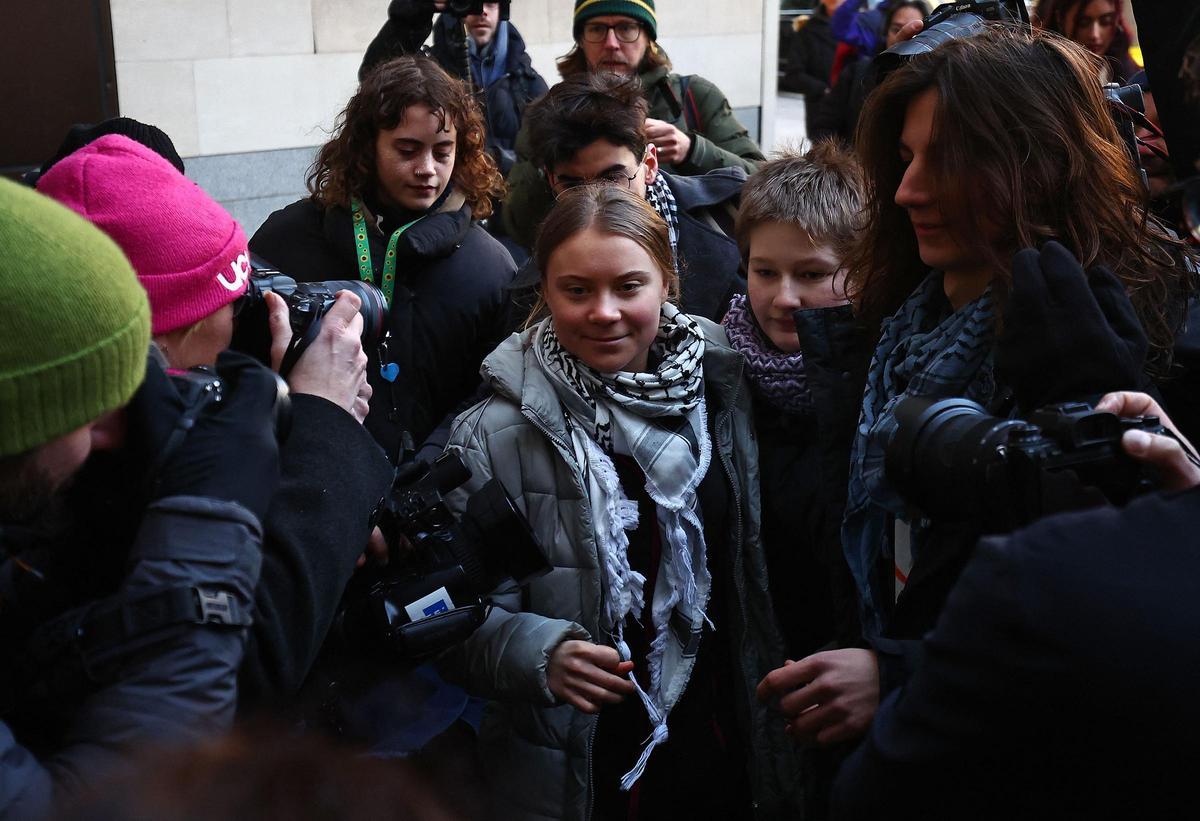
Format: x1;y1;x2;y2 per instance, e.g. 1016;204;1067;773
186;146;316;235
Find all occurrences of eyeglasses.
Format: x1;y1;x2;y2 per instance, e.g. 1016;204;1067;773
551;158;645;196
581;21;642;43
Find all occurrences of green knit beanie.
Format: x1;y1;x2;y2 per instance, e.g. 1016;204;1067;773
0;178;150;457
573;0;657;42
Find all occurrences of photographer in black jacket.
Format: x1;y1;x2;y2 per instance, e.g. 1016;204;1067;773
361;0;548;177
0;179;279;816
36;133;396;711
833;391;1200;820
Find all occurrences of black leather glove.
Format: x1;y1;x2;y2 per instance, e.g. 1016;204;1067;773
147;351;283;521
995;241;1149;413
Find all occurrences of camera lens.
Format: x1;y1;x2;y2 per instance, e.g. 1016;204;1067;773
885;396;1027;521
318;280;390;348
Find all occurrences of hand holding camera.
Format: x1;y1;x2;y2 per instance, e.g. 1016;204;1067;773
139;351;285;521
266;290;372;422
1096;391;1200;491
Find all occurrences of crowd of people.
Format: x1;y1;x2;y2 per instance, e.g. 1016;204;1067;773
3;0;1200;819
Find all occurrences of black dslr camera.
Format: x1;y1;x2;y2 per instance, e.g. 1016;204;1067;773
329;452;550;664
885;397;1170;533
874;0;1029;78
231;258;389;377
444;0;510;19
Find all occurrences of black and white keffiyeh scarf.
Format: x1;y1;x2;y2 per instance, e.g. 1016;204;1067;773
535;301;704;453
534;301;711;790
645;173;680;270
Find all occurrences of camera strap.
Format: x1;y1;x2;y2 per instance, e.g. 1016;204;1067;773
350;197;423;307
278;308;324;381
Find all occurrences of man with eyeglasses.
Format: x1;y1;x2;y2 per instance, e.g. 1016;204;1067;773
509;73;746;322
502;0;765;252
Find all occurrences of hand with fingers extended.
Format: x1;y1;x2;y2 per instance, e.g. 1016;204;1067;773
1096;391;1200;491
266;290;372;422
996;241;1149;413
547;640;636;714
756;649;880;746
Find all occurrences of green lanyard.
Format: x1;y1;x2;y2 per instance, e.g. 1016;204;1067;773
350;197;423;306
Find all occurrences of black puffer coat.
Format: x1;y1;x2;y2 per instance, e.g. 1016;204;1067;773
667;168;747;321
810;57;874;145
250;196;517;463
361;4;548;175
762;304;868;661
780;11;837;133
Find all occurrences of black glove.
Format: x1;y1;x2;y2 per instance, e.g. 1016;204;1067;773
147;352;283;521
995;241;1149;413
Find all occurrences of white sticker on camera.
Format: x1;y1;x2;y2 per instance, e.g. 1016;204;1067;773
405;587;456;623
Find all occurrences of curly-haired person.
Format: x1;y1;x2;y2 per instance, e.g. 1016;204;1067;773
251;56;516;464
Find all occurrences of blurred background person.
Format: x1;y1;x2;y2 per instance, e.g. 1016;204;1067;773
1035;0;1140;81
780;0;844;135
361;1;548;179
810;0;930;144
55;728;459;821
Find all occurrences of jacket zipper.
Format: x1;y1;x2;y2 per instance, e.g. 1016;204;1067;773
520;406;574;463
585;713;598;821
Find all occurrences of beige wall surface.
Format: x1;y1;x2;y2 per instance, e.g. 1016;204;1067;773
111;0;767;158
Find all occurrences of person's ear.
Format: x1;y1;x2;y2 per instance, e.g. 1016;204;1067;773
89;408;127;453
543;165;561;195
643;144;658;185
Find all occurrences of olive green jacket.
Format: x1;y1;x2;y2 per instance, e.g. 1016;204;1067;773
500;66;765;248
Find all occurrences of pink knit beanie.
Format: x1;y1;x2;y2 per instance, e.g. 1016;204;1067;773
37;134;250;336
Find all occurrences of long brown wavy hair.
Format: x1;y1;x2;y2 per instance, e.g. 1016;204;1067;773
307;56;504;219
847;25;1193;367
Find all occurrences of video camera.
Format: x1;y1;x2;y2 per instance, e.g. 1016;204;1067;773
329;452;549;664
874;0;1029;78
885;397;1170;533
230;258;389;378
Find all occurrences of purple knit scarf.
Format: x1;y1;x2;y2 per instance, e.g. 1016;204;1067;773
721;294;812;415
